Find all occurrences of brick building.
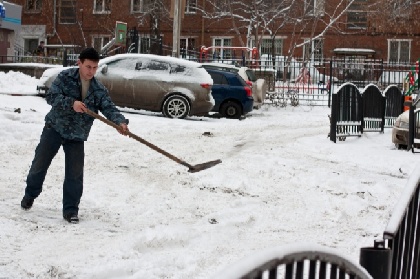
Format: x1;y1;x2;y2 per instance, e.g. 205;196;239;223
6;0;420;64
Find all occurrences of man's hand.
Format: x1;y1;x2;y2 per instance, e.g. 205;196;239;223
73;100;87;113
118;123;129;135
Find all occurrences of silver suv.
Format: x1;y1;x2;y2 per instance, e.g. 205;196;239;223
38;54;215;119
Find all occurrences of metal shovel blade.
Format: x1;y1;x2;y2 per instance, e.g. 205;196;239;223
188;159;222;173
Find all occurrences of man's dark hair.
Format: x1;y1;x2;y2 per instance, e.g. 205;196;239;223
79;47;100;62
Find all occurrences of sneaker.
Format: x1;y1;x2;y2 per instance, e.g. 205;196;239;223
63;213;79;224
21;196;34;210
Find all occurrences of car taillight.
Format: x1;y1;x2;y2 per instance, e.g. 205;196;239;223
245;86;252;97
246;81;253;87
200;83;212;89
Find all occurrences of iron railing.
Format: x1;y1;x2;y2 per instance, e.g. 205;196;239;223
211;244;373;279
381;164;420;279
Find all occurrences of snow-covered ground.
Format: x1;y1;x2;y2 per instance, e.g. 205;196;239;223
0;71;418;279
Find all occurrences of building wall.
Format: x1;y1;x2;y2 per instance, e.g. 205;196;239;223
6;0;420;62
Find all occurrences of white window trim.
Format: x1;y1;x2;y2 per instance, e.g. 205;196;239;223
303;38;324;62
185;0;197;14
210;37;234;59
305;0;325;17
131;0;147;13
249;36;287;55
92;35;111;50
93;0;111;14
387;39;412;63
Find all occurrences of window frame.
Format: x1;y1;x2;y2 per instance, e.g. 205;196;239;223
93;36;111;52
303;38;324;63
185;0;197;14
213;0;229;15
305;0;325;16
25;0;42;13
346;0;368;29
93;0;111;14
212;37;233;59
388;39;411;64
59;0;77;24
131;0;149;13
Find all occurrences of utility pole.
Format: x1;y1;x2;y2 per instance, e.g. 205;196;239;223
172;0;181;58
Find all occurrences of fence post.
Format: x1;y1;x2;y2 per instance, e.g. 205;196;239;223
328;59;333;108
62;49;68;67
330;94;337;143
359;240;391;279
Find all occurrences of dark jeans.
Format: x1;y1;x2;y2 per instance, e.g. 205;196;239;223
25;124;84;215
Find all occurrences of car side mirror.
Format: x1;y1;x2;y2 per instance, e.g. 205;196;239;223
101;65;108;74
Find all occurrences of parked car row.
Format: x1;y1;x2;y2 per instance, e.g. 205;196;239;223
37;54;262;119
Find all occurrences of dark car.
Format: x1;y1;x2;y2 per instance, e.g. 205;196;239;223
202;63;268;109
205;68;254;119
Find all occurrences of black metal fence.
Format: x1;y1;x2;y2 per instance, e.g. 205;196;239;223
379;164;420;279
329;84;406;143
211;244;373;279
329;84;363;143
384;86;405;127
408;98;420;152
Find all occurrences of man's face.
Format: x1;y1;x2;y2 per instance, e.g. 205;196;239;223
77;59;99;81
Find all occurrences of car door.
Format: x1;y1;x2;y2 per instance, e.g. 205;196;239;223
208;71;230;111
96;58;135;107
139;59;171;109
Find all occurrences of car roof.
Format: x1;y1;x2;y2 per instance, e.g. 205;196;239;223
100;53;203;68
201;62;248;70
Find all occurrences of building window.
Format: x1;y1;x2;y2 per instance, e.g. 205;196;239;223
25;0;42;12
213;0;229;14
347;0;367;29
388;39;411;64
93;36;111;51
94;0;111;14
185;0;197;14
390;0;411;18
259;38;283;56
212;38;232;59
303;38;323;62
180;38;196;58
305;0;324;16
59;0;76;24
140;36;150;53
132;0;150;13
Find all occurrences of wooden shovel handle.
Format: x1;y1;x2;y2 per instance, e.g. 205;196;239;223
84;109;193;168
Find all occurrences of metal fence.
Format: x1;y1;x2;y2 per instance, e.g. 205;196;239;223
408;98;420;152
380;164;420;279
211;244;373;279
328;83;414;143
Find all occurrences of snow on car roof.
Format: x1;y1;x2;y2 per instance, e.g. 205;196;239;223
100;53;204;68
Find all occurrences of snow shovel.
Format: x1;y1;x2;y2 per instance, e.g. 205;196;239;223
85;109;222;173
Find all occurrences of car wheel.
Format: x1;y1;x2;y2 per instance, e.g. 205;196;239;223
163;95;190;119
220;101;242;119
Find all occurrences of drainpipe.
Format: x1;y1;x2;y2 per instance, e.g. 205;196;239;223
46;0;56;38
